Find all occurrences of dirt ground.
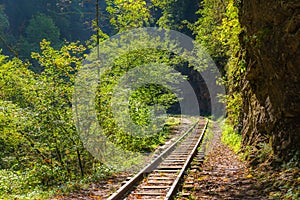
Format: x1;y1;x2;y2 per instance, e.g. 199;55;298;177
182;127;269;199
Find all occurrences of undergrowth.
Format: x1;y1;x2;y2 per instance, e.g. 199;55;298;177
220;120;242;153
0;117;180;200
219;120;299;199
0;164;113;200
250;160;300;199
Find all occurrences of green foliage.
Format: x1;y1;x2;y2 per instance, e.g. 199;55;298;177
20;14;61;59
221;121;242;153
26;14;61;46
192;0;244;128
0;41;109;197
187;194;196;200
89;6;188;152
96;47;184;152
100;1;198;154
0;33;186;196
0;54;34;106
0;5;12;55
106;0;151;32
0;0;105;59
28;40;93;180
191;0;228;62
152;0;198;32
106;0;198;33
152;0;185;29
245;150;300;200
164;116;181;127
129;84;177;126
0;0;254;197
203;121;214;152
224;93;243;127
0;5;9;33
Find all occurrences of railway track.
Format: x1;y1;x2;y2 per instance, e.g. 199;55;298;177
108;117;208;200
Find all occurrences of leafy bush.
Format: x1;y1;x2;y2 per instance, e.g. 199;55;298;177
191;0;244;130
0;168;55;198
221;121;242;153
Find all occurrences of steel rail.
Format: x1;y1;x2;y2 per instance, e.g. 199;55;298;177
164;119;208;199
108;119;200;200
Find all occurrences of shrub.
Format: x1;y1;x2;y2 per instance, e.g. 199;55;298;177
221;121;242;153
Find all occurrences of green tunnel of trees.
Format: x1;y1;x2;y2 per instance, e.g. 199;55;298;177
0;0;299;198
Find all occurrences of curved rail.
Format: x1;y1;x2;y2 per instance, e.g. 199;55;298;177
165;119;207;199
108;117;208;200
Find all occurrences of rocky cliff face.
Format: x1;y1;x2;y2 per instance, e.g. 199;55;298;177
239;1;300;161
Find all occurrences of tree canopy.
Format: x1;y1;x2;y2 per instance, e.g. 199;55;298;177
0;0;298;199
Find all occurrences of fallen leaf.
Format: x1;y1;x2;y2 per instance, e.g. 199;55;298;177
90;195;102;200
198;175;208;181
246;174;253;179
134;194;143;199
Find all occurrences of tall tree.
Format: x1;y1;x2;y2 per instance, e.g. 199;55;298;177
192;0;244;128
106;0;151;32
152;0;199;35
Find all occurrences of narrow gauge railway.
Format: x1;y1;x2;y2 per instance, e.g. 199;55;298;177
108;117;208;200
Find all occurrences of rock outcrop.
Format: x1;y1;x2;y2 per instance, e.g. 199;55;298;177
239;1;300;161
